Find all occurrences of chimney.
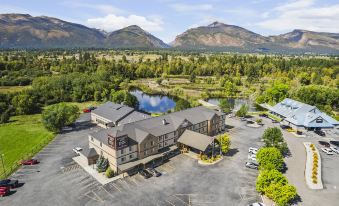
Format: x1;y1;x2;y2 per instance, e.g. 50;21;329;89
162;119;167;125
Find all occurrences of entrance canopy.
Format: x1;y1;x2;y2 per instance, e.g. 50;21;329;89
177;130;214;152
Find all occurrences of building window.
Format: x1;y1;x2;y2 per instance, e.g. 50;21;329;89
100;142;102;147
129;146;132;151
121;149;124;154
91;137;94;141
129;154;133;159
165;134;168;139
151;141;154;146
158;136;162;141
121;157;125;162
174;131;177;136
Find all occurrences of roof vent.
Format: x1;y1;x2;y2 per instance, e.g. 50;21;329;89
162;119;167;125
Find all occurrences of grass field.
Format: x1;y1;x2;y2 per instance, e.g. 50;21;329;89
63;101;101;111
0;114;55;178
0;85;31;93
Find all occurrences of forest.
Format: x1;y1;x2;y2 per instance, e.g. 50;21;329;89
0;50;338;123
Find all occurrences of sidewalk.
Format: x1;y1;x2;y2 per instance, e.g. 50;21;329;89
73;156;125;185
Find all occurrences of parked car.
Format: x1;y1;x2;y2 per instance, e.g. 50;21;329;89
249;147;258;154
248;203;265;206
321;148;334;155
146;168;161;177
21;159;39;165
248;154;257;162
72;147;82;155
139;169;152;179
83;108;91;113
330;147;339;154
280;124;291;130
259;113;268;118
245;162;258;170
330;141;339;147
240;117;247;121
318;141;330;148
0;179;19;189
88;106;96;111
0;186;10;197
315;130;325;136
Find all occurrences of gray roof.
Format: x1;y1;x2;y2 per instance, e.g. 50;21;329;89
91;106;225;145
118;111;151;125
81;147;98;158
177;130;214;151
91;102;134;123
270;98;339;128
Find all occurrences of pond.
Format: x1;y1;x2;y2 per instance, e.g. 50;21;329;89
207;98;257;112
130;89;176;113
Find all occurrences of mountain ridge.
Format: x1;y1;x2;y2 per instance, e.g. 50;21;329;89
0;14;338;54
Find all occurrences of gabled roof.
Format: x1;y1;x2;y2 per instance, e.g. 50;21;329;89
81;147;98;158
91;102;134;123
271;98;339;128
91;106;225;144
177;130;214;151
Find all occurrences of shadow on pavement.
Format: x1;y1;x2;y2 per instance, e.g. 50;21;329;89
225;148;239;157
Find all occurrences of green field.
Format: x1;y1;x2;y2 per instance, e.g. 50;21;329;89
0;85;31;93
0;114;55;178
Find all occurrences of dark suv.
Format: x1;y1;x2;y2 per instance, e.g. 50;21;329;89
146;168;161;177
139;169;152;179
0;179;19;189
315;130;325;136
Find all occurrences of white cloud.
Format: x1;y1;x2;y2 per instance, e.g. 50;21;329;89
87;14;164;32
60;1;126;15
275;0;314;12
170;3;213;12
257;1;339;33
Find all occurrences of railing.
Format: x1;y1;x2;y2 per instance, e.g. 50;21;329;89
0;136;54;179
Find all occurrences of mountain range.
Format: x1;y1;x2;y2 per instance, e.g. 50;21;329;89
1;14;338;54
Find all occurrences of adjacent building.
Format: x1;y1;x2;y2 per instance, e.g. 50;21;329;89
268;98;339;131
87;106;226;174
91;102;150;128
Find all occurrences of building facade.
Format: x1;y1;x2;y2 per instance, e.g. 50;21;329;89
88;106;226;173
91;102;150;128
268;98;339;131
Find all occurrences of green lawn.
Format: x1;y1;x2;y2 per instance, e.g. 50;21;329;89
0;114;55;178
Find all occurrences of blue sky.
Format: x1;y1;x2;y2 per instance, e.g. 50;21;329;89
1;0;338;43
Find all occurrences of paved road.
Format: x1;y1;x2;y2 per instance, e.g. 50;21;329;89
261;117;339;206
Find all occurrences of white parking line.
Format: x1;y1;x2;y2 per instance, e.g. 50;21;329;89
165;199;175;206
110;183;122;193
172;195;189;206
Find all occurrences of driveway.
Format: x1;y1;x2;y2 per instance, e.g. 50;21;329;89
261;117;339;206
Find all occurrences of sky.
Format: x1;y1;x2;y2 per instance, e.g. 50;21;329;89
1;0;339;43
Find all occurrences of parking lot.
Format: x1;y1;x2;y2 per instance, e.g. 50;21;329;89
0;113;266;206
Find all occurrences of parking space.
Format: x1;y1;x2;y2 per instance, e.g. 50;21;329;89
1;114;268;206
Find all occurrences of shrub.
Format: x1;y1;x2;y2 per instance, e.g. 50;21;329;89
105;167;115;178
257;147;284;171
256;169;288;193
217;134;231;154
262;127;289;155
